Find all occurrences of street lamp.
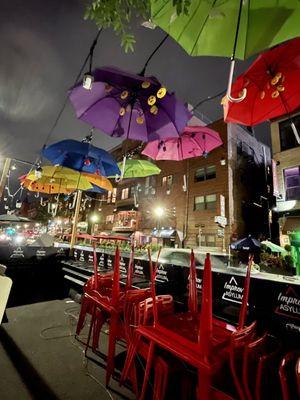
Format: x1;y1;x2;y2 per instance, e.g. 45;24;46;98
90;213;99;235
154;206;164;234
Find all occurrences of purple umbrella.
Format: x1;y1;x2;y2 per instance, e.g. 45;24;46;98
69;66;191;142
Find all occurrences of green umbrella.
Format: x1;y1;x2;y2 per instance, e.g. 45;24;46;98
261;240;287;255
151;0;300;101
112;159;161;179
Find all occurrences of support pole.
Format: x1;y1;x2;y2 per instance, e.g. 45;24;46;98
70;190;82;255
0;158;11;201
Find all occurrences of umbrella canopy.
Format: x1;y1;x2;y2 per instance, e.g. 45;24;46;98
69;66;191;142
223;37;300;128
231;236;261;251
111;159;161;179
142;126;223;161
0;214;31;223
20;176;74;194
42;139;120;177
81;172;113;192
151;0;300;59
25;167;93;192
261;240;287;255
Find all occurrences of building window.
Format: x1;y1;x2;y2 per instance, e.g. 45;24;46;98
106;215;114;224
162;175;173;187
279;116;300;151
121;188;129;200
112;188;117;203
107;191;112;204
199;234;216;247
284;166;300;200
194;194;217;211
195;166;216;182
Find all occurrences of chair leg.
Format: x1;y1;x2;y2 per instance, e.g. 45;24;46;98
140;341;155;400
153;362;168;400
92;310;107;351
120;332;141;386
76;297;89;336
85;304;96;357
197;365;211;400
105;312;119;386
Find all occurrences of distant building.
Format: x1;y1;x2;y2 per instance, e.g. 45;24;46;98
270;113;300;273
94;119;272;253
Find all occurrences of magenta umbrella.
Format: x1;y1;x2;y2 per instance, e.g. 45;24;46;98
142;126;223;161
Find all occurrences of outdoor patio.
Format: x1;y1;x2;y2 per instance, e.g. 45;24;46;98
0;299;134;400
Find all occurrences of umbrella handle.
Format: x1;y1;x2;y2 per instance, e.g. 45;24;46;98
34;192;40;198
40;197;47;207
115;155;126;182
226;58;247;103
291;122;300;144
68;192;77;209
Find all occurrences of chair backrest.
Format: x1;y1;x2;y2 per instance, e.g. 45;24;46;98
125;244;134;290
147;247;161;326
242;333;268;400
238;255;253;330
140;295;174;326
229;321;257;400
255;336;281;400
188;249;198;315
111;246;121;307
279;351;300;400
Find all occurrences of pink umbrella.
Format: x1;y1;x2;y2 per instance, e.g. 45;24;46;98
142;126;223;161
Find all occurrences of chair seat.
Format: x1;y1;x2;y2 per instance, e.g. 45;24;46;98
137;324;229;368
161;312;234;343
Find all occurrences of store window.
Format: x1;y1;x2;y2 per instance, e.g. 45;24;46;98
284;166;300;200
198;234;216;247
107;191;112;204
279;116;300;151
112;188;117;203
194;194;217;211
121;188;129;200
106;215;114;224
195;165;216;182
162;175;173;187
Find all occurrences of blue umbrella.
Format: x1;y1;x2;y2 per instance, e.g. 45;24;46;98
42;139;120;177
231;235;261;251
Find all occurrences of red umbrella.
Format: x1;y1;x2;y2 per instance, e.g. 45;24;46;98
223;37;300;143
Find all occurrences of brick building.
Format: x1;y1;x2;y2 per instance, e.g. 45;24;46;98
91;119;272;253
270;112;300;272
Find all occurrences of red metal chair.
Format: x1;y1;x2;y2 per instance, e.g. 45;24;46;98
279;350;300;400
121;250;253;400
76;242;114;338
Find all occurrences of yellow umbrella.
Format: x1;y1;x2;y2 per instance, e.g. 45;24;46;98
81;172;113;192
21;179;73;194
26;166;93;191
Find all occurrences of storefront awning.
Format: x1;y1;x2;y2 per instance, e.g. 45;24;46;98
151;228;176;238
282;217;300;234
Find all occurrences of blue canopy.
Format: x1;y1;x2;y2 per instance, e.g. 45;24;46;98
42;139;120;177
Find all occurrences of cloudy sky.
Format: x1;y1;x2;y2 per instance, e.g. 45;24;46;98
0;0;269;186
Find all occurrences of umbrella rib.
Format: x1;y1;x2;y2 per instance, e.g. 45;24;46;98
187;1;217;56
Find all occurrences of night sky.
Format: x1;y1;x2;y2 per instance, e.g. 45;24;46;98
0;0;269;179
